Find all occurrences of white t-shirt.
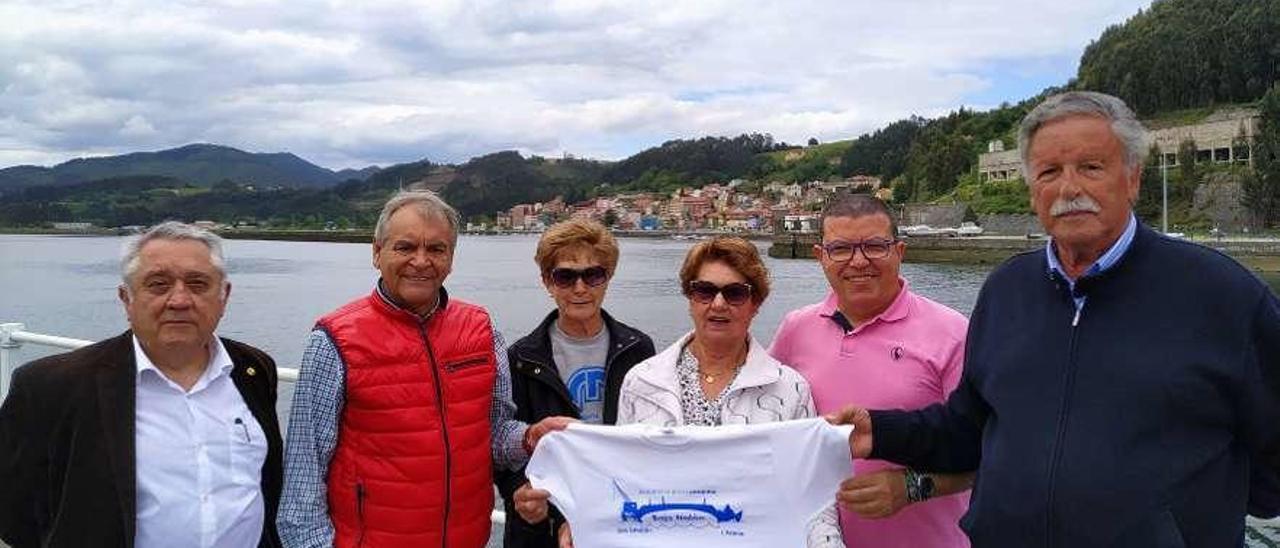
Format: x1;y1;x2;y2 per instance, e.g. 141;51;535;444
526;418;853;547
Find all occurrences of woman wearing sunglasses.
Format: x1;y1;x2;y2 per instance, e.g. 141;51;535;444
500;218;657;548
590;236;841;547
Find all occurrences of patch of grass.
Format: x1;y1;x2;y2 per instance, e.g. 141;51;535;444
1142;101;1259;130
945;174;1032;214
761;140;856;163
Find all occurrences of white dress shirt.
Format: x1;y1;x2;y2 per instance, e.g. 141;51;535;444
133;335;267;548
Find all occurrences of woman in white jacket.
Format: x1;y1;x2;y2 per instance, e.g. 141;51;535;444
616;236;842;547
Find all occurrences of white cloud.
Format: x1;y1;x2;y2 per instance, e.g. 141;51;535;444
0;0;1152;169
119;115;158;138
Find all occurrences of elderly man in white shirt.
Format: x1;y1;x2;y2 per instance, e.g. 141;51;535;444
0;221;283;548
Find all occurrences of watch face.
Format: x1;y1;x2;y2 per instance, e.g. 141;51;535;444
919;475;935;498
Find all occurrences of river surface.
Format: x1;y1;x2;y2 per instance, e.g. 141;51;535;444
0;233;991;374
2;234;1276;546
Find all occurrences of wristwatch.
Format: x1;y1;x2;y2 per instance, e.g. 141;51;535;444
904;469;935;503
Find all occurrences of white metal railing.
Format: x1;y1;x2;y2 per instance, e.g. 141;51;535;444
0;322;299;401
0;322;507;531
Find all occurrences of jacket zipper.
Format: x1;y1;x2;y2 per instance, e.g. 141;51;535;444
356;482;367;548
602;336;641;421
418;324;452;548
1044;302;1083;548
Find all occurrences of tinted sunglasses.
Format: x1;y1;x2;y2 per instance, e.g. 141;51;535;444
549;266;609;288
685;280;753;306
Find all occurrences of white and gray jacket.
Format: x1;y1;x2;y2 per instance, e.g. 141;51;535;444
617;332;815;425
616;331;843;547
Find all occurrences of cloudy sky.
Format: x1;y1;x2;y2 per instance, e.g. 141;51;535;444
0;0;1151;170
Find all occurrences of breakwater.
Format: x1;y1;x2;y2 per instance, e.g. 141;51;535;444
216;228;774;243
218;229;374;243
769;232;1280;272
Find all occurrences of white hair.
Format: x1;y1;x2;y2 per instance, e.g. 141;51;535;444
120;221;227;286
1018;91;1150;179
374;189;461;245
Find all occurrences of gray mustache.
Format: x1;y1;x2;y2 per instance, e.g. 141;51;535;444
1050;196;1101;216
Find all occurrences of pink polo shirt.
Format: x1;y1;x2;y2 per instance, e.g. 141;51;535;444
768;280;970;548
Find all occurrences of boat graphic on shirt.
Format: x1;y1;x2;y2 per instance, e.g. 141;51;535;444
613;480;744;527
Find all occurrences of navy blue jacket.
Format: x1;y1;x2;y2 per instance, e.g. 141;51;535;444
871;224;1280;547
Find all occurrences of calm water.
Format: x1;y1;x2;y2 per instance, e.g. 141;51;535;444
0;234;990;369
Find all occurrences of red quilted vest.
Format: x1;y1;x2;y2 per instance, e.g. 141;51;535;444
318;289;497;548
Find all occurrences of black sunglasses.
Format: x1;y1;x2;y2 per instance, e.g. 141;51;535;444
685;280;753;306
549;266;609;288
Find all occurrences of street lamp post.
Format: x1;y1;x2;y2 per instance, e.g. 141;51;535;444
1161;151;1169;234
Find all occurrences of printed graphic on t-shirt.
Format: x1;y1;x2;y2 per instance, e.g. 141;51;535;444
614;479;744;531
566;365;605;423
528;420;852;547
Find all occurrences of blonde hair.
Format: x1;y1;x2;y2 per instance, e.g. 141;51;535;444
678;236;770;305
535;218;620;275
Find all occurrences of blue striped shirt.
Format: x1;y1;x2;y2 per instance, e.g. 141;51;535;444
277;290;526;548
1045;212;1138;315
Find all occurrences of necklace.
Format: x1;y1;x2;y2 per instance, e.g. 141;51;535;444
693;342;744;384
699;362;743;384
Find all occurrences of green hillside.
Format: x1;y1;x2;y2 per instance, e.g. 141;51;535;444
1077;0;1280;115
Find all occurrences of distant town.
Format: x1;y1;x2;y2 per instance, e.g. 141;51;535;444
490;175;887;235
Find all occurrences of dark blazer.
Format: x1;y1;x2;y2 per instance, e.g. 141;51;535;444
496;309;655;548
0;331;283;548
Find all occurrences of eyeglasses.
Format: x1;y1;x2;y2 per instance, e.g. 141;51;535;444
822;239;897;262
549;266;609;288
685;280;753;306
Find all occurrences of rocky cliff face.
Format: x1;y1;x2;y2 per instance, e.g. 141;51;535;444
1193;171;1260;232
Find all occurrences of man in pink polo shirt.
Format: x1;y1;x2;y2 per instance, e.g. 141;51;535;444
769;194;972;548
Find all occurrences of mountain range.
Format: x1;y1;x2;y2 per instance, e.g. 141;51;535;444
0;143;380;190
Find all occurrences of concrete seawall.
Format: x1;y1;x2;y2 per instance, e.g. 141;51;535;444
770;232;1280;272
215;228;775;243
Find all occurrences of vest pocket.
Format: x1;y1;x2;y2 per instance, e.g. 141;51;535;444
443;356;488;372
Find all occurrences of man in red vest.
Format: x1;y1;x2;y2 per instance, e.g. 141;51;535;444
278;190;572;548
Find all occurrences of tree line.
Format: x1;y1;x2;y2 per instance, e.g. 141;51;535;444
1077;0;1280;116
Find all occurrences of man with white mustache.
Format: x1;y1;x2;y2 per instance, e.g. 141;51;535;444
831;91;1280;546
769;194;974;548
1049;195;1100;217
